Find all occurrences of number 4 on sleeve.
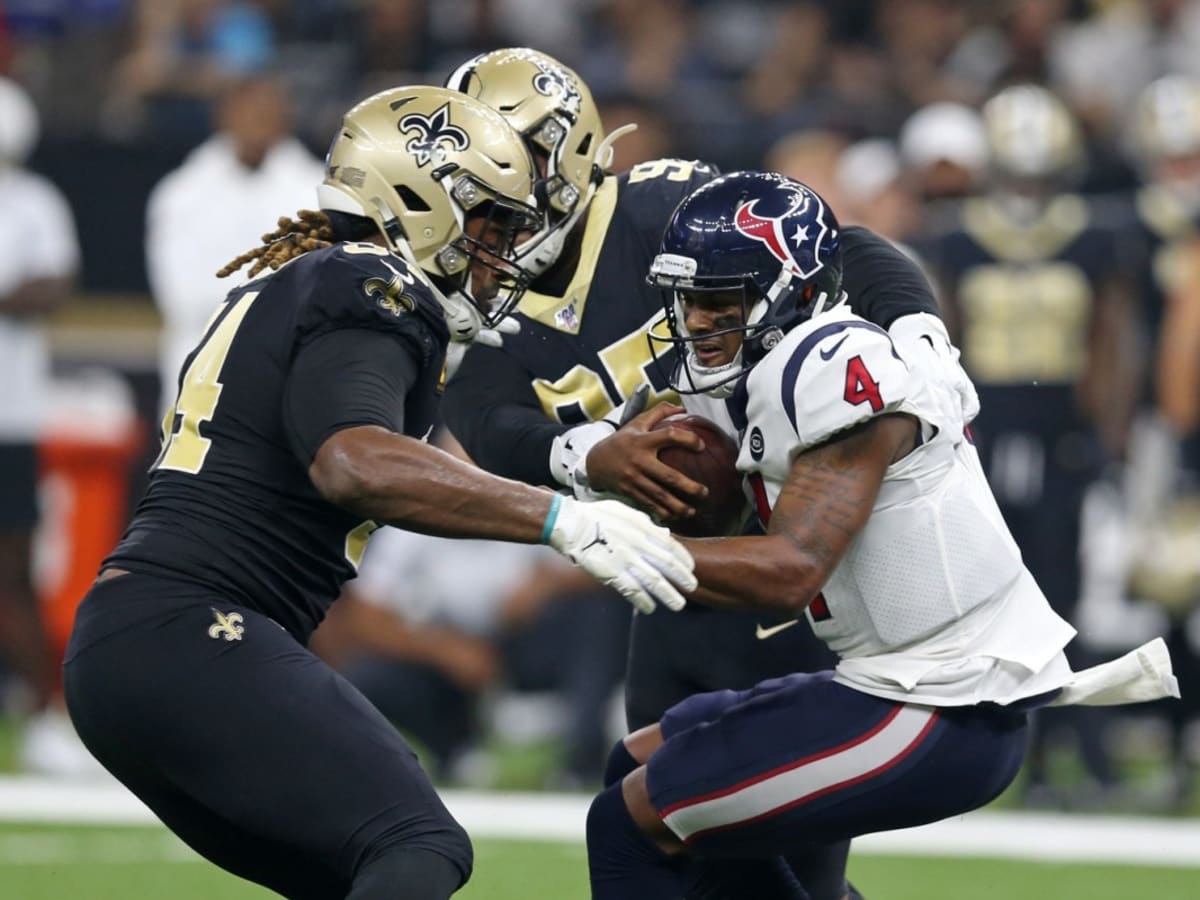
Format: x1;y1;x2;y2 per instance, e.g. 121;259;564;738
843;355;883;412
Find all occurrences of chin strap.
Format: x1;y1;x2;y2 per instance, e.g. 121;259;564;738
595;122;637;172
372;201;484;343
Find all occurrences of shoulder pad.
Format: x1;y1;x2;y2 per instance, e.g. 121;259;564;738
750;315;915;450
297;243;446;344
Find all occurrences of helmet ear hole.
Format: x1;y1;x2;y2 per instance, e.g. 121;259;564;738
394;185;431;212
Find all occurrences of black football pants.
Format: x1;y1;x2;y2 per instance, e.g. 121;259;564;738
64;572;472;899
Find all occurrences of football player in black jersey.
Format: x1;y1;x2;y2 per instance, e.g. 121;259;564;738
1117;75;1200;808
914;84;1133;805
61;86;696;900
440;48;957;900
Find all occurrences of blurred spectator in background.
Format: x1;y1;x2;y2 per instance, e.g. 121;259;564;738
0;9;12;74
1054;0;1200;139
762;128;849;215
1;0;132;138
1115;73;1200;809
145;73;322;412
347;0;436;97
0;75;78;733
578;0;697;101
1138;232;1200;809
834;137;922;246
315;435;632;788
915;83;1135;808
105;0;275;145
595;93;675;174
898;101;989;203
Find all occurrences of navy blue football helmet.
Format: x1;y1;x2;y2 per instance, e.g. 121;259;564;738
648;171;842;396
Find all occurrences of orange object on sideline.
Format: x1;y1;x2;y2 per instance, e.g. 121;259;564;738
33;375;144;677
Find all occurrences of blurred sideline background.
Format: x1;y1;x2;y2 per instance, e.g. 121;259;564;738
2;0;1200;896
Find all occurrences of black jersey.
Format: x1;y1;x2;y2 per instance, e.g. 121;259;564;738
443;159;719;485
106;243;448;641
443;158;939;486
1108;185;1200;345
917;193;1120;397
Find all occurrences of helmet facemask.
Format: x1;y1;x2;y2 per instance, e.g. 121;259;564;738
419;170;541;330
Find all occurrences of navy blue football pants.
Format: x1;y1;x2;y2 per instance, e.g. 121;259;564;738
626;603;854;900
649;671;1028;855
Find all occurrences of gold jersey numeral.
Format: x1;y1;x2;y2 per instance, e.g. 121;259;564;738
157;291;261;474
958;263;1090;384
628;159;698;184
344;519;380;569
532;313;679;422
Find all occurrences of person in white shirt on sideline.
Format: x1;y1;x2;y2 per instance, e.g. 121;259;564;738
145;73;323;411
0;76;79;723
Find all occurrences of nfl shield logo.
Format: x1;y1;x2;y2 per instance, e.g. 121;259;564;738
555;302;579;331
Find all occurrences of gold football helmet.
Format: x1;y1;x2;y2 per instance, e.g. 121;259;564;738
982;84;1084;183
316;85;540;342
446;48;634;275
1131;75;1200;165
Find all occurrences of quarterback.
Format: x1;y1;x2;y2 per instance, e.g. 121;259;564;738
584;171;1180;900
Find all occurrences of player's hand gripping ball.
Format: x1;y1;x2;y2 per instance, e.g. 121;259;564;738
651;414;745;537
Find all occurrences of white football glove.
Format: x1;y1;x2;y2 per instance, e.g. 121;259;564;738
888;313;980;426
544;495;696;614
549;385;652;500
444;317;522;381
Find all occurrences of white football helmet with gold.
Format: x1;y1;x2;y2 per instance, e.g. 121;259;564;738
446;48;634;275
317;85;540;342
982;84;1085;184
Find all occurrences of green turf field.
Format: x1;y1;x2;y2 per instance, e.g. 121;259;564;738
1;823;1198;900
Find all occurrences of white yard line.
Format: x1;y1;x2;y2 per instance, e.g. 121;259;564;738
0;776;1198;867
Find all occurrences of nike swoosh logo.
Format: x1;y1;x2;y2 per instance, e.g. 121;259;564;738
818;334;849;360
755;619;800;640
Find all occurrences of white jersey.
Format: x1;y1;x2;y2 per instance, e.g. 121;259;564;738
739;307;1078;706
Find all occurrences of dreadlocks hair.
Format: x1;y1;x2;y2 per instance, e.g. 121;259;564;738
217;209;336;279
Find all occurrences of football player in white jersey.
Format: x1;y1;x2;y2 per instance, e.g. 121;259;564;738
584;171;1179;900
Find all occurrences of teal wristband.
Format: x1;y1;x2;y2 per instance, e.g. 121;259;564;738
540;493;564;544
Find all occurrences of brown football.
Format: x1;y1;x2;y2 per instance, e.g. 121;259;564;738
651;414;746;537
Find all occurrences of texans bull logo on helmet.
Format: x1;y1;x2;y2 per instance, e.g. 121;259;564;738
733;192;832;281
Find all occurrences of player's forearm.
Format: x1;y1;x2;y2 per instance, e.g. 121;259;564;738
442;396;565;485
680;534;824;614
311;426;554;543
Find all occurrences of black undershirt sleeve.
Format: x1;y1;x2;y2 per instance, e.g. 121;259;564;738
442;342;568;487
284;328;420;465
841;227;942;328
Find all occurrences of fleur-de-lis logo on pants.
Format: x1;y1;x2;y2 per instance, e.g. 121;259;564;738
399;103;469;168
208;610;245;642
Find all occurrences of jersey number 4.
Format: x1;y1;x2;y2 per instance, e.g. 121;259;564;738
155;290;260;474
843;355;883;412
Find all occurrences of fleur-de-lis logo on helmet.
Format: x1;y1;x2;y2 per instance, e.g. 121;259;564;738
399;102;470;168
531;61;582;116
